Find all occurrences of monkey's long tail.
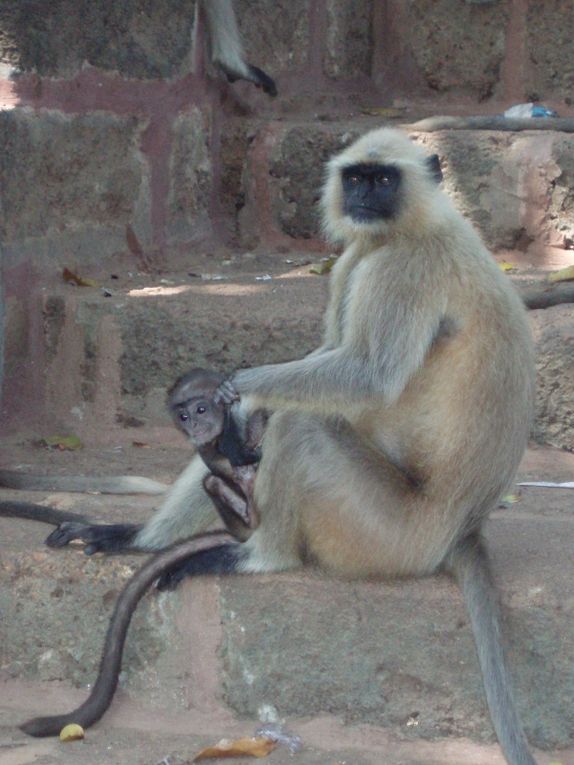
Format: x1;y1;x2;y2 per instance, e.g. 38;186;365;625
0;500;89;526
448;534;537;765
20;530;234;738
0;470;168;495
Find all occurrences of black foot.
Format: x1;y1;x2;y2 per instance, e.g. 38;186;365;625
45;522;141;554
156;543;244;591
221;64;277;97
248;64;277;97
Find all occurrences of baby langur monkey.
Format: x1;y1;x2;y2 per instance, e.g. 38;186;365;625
18;371;266;738
167;368;267;542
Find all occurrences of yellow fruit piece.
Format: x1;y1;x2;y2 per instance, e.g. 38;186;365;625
547;264;574;283
59;723;85;742
498;261;517;272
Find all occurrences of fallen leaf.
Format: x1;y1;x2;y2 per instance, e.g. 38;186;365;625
501;493;521;504
132;441;150;448
360;107;405;118
193;736;277;761
43;434;83;451
63;268;100;288
59;723;85;742
547;264;574;283
498;261;517;273
310;256;338;275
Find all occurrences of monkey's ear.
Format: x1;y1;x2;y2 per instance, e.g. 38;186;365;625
426;154;443;184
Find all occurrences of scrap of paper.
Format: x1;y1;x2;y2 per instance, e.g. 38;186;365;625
518;482;574;489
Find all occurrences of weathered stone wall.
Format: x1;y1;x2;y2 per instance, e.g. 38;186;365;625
1;0;574;438
234;121;574;254
1;0;573;279
374;0;574;107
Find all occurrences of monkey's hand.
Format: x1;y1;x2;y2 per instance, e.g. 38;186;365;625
214;378;240;405
45;522;141;554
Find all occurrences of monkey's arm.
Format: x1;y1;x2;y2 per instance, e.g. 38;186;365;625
232;350;373;411
232;306;441;410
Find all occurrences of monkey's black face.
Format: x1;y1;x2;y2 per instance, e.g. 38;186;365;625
341;163;402;223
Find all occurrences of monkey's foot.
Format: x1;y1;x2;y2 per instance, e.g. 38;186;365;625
156;543;245;590
247;65;278;96
220;63;277;97
45;522;141;554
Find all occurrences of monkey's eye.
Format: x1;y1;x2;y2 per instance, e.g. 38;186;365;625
179;412;189;422
347;174;362;186
375;174;392;186
196;405;206;415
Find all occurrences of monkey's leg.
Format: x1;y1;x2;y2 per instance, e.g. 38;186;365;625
203;473;253;542
250;411;428;578
46;456;219;554
156;536;247;590
251;413;536;765
21;531;237;738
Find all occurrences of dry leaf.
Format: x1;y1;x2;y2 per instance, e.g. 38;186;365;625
63;268;100;288
43;434;83;451
498;261;517;273
547;264;574;283
59;723;85;742
193;736;277;761
360;107;405;118
310;256;338;275
132;441;150;448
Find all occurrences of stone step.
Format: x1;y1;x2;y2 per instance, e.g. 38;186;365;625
0;445;573;762
3;251;574;450
1;256;327;440
4;113;574;446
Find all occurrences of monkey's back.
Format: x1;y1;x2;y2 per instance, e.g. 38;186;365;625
361;211;535;527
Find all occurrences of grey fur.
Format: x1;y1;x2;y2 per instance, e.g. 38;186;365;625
21;129;537;764
0;470;167;495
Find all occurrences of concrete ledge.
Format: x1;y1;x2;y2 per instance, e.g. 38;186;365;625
0;447;573;755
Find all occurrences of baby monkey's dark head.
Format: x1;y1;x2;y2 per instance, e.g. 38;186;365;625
167;368;225;446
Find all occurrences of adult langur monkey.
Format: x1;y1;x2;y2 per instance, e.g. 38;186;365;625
18;128;537;765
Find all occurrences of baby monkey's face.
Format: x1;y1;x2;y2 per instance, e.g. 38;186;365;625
172;396;224;446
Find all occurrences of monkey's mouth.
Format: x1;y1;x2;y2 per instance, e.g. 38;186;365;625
350;206;392;221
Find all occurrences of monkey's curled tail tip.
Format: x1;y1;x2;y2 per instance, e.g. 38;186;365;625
20;715;69;738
